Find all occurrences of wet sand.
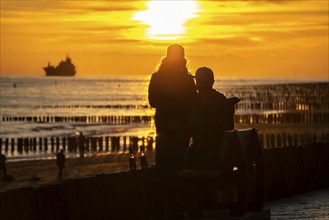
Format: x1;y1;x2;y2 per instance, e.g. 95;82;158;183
0;151;155;193
265;188;329;219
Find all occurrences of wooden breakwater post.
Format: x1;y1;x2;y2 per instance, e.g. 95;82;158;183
23;138;29;153
56;137;60;152
123;136;127;152
105;137;109;152
111;136;120;152
62;137;66;152
91;137;97;152
44;137;48;152
17;138;23;153
38;137;42;152
5;138;9;153
50;137;54;152
32;138;37;152
98;137;103;152
130;136;139;152
85;137;90;152
11;138;15;153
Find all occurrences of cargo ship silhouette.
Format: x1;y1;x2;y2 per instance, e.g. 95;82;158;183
44;55;76;76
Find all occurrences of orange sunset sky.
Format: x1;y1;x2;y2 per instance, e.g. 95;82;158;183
0;0;328;78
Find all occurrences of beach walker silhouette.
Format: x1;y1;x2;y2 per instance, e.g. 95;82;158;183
148;44;197;218
56;149;66;180
77;132;85;158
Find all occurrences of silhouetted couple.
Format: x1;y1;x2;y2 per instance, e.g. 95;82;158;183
148;44;239;219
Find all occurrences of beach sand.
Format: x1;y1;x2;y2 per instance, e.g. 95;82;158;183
1;124;327;193
0;151;155;193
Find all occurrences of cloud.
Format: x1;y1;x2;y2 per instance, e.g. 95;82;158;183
212;0;289;3
199;9;328;27
75;25;136;32
193;37;262;47
1;1;137;14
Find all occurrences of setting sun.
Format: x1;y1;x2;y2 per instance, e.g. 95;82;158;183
0;0;328;78
132;0;199;40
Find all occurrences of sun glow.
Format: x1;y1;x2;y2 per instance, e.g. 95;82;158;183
133;0;199;40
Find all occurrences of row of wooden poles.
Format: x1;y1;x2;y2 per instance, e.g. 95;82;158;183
235;112;329;124
259;132;329;148
0;115;153;124
225;82;328;101
1;112;328;124
15;101;329;111
226;82;329;110
0;136;154;155
0;131;328;155
234;101;328;111
30;104;148;109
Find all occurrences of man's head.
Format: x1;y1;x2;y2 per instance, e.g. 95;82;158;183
195;67;215;93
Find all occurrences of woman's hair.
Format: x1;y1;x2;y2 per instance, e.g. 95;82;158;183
156;56;188;74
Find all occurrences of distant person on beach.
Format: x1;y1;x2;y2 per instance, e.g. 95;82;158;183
148;44;197;218
0;152;7;180
56;149;65;180
187;67;240;169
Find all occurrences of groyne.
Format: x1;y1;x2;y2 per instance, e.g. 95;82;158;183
0;135;154;157
1;112;329;124
0;142;328;220
1;129;328;158
0;115;152;124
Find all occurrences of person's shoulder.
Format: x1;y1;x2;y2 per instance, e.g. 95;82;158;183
150;71;161;81
186;72;194;78
183;72;196;85
212;90;227;100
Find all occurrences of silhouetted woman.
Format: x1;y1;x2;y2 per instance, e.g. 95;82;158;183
148;44;197;218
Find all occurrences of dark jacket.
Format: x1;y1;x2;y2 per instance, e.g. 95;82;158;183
190;89;235;149
148;70;197;132
187;89;237;169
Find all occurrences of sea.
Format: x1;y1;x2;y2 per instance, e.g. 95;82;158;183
1;75;328;161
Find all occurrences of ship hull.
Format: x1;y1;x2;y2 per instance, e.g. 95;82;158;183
44;68;76;76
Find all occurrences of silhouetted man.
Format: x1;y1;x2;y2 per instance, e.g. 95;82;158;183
188;67;240;169
56;149;65;180
0;152;6;180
